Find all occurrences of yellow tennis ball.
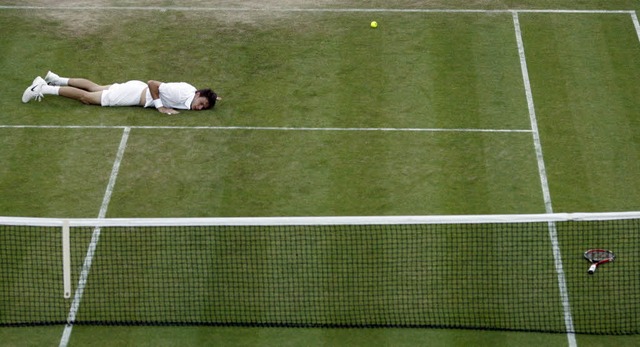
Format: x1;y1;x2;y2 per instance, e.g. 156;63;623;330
370;21;378;28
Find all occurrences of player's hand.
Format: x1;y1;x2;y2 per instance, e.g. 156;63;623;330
158;107;180;115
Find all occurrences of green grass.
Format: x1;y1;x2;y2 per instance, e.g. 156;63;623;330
107;129;543;217
2;1;640;346
0;129;124;217
521;13;640;212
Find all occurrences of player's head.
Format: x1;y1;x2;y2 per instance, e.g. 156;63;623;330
191;89;219;110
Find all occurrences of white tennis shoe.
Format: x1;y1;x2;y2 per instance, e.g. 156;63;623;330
44;70;61;85
22;76;47;103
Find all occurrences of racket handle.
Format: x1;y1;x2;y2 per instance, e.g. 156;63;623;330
588;264;597;274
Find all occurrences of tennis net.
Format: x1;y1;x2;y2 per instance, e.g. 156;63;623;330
1;213;638;334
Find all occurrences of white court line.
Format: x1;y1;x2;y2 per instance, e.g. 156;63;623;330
511;13;553;214
0;124;531;133
59;127;130;347
0;6;634;14
632;11;640;43
512;12;576;347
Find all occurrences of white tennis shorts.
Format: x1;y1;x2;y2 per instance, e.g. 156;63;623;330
100;80;147;107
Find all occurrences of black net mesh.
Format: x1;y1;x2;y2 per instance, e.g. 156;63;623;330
1;218;638;334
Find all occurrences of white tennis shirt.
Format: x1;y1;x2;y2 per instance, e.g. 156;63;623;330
144;82;197;110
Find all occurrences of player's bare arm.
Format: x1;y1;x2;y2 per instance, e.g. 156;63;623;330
147;80;180;115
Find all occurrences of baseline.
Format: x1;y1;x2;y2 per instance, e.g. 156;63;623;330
0;6;635;15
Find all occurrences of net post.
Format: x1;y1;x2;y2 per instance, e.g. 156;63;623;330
62;220;72;299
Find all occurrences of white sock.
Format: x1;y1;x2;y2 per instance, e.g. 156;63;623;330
41;85;60;95
57;77;70;86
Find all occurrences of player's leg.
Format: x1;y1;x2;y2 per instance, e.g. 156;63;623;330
22;76;104;105
52;80;146;106
46;71;111;91
34;85;103;105
57;87;103;105
68;78;111;92
22;71;106;104
24;72;141;107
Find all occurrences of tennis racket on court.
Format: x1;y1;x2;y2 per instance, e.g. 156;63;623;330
584;249;615;274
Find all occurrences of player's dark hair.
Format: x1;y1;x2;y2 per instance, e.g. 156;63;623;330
197;89;218;109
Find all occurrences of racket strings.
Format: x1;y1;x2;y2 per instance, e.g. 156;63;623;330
586;251;613;262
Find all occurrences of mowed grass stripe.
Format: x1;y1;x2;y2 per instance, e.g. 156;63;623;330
105;130;544;217
520;13;640;212
0;128;127;218
223;12;529;130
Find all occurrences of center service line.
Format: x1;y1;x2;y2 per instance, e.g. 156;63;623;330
59;127;131;347
512;12;577;347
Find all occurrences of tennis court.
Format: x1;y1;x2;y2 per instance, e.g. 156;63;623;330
1;1;640;346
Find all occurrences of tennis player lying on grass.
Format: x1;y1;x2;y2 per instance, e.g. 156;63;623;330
22;71;220;115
